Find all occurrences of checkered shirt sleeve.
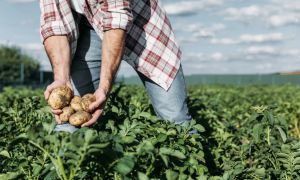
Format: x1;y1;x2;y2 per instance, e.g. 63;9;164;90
101;0;133;31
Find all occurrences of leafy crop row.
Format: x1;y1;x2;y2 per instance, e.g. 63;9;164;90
0;85;299;179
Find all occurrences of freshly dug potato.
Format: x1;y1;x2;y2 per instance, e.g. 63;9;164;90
48;86;73;109
69;111;92;126
59;106;75;122
81;93;96;112
70;96;83;111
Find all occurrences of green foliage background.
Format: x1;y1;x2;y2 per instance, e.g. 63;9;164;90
0;46;40;83
0;85;300;179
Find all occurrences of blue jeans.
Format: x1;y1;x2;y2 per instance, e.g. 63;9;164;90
54;16;191;133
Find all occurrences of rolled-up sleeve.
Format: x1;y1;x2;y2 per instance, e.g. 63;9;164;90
101;0;133;31
40;0;67;43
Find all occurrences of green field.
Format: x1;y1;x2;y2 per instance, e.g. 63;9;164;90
122;74;300;86
0;85;300;179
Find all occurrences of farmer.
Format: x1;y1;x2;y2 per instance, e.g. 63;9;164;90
41;0;191;132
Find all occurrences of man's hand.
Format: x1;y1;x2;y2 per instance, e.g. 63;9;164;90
81;29;125;127
44;80;73;124
81;88;107;127
43;35;71;124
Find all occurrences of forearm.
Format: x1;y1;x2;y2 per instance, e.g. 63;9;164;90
44;36;71;81
100;29;126;94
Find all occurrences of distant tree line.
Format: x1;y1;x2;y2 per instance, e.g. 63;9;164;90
0;45;40;84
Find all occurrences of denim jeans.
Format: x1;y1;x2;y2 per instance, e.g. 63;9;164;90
54;16;191;133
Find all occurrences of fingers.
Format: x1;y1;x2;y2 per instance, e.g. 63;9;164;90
89;98;105;112
66;82;73;91
89;101;100;112
55;114;62;124
44;81;73;100
44;83;56;100
44;85;52;100
81;109;102;127
51;109;63;115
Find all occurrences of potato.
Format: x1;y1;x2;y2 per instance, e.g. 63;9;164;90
59;106;75;122
70;96;83;111
69;111;92;126
81;93;96;113
48;86;73;110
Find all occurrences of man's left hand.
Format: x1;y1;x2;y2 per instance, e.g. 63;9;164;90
81;88;107;127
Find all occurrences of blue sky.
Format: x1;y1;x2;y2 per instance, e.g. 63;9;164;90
0;0;300;76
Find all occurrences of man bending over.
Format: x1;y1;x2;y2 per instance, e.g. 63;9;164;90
40;0;191;132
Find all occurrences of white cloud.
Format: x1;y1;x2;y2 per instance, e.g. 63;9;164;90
239;33;285;43
272;0;300;11
175;23;226;43
268;13;300;27
224;5;264;21
181;45;300;74
223;1;300;27
244;46;300;58
285;49;300;57
245;46;277;55
193;24;226;38
164;0;224;15
184;52;227;62
211;52;226;61
211;33;287;45
211;38;238;45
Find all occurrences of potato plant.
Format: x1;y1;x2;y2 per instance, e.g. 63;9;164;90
0;85;299;179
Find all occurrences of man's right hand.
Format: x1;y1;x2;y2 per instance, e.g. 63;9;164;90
44;80;73;124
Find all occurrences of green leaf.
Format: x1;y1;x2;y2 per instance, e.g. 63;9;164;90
121;136;135;144
157;133;168;142
0;150;10;158
294;151;300;157
294;157;300;164
267;112;274;125
64;152;78;160
166;129;177;136
277;158;288;163
253;123;263;142
0;172;20;180
276;126;287;143
166;170;178;180
160;154;169;167
255;168;265;177
0;124;5;131
115;156;135;175
139;112;152;119
159;147;186;159
32;164;43;176
292;143;300;150
156;128;167;134
87;148;103;154
138;172;149;180
136;140;154;154
88;142;110;149
277;153;289;159
193;124;205;133
112;106;119;113
84;129;96;143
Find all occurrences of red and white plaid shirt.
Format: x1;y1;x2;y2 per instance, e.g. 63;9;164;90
40;0;182;90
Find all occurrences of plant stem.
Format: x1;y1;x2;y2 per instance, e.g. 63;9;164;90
266;126;271;146
294;119;300;139
29;140;67;180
